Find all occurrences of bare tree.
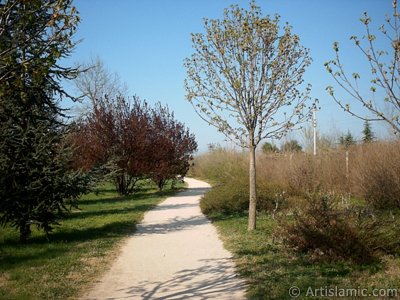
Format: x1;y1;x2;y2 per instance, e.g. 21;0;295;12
325;1;400;134
184;1;314;230
74;56;128;110
301;125;336;152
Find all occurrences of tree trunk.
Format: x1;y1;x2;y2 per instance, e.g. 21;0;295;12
248;144;257;230
157;179;165;191
19;223;31;243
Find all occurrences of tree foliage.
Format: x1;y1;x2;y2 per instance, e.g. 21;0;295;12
261;142;279;153
281;139;302;152
72;96;197;194
72;96;149;194
362;120;375;143
339;131;356;148
184;1;314;229
185;2;313;147
325;2;400;134
0;0;89;242
148;104;198;190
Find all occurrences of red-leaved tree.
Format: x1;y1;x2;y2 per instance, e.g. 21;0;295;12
149;104;197;190
72;96;197;194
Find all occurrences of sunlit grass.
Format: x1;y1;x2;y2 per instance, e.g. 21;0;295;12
211;213;400;300
0;180;185;300
193;144;400;299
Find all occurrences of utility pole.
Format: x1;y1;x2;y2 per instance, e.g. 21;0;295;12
313;108;317;156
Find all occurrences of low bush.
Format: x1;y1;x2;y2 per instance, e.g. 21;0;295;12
211;208;400;299
200;181;249;215
352;142;400;209
200;179;288;216
279;194;400;264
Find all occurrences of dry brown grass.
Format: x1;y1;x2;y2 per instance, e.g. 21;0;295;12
192;141;400;209
190;148;248;184
0;273;10;288
351;141;400;208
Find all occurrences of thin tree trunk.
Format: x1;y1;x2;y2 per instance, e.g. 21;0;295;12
20;223;31;243
248;144;257;230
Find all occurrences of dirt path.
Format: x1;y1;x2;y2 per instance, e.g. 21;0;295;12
84;178;246;300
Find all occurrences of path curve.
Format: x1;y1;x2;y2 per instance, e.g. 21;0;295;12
84;178;246;300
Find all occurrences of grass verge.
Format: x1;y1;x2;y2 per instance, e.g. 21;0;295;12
210;213;400;300
0;180;185;300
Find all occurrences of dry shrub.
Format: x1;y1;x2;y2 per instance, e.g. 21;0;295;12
351;142;400;209
257;153;291;188
279;194;400;264
258;150;349;196
260;142;400;205
285;154;322;195
190;148;247;184
192;141;400;210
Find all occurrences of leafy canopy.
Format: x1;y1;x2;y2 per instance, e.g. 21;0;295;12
184;1;315;148
0;0;89;242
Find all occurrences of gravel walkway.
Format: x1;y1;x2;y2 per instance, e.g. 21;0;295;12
84;178;246;300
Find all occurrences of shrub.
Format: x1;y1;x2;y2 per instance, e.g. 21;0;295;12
258;150;350;197
280;194;400;264
352;142;400;209
286;155;321;195
200;181;249;215
200;179;288;216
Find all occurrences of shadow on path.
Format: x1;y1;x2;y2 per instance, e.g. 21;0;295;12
136;215;208;236
172;187;210;198
83;179;246;300
112;258;246;300
152;203;199;211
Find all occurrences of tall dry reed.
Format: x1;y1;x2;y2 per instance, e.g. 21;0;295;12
191;141;400;209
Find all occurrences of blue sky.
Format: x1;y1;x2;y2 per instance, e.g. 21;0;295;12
64;0;393;152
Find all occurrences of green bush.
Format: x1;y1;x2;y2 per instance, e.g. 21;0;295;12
200;181;249;215
200;180;288;216
280;194;400;264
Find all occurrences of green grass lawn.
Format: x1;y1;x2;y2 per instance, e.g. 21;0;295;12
0;180;184;300
211;213;400;300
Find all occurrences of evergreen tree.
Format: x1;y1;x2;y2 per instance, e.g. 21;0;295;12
262;142;279;154
0;0;89;242
339;131;356;148
362;120;375;143
281;140;303;152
